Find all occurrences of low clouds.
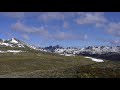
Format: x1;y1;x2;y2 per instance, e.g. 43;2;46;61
110;40;120;45
6;12;120;46
2;12;25;19
38;12;64;22
107;22;120;37
11;21;49;36
53;32;87;41
97;38;120;45
22;34;30;40
63;22;69;29
11;21;87;41
75;12;107;27
75;12;120;45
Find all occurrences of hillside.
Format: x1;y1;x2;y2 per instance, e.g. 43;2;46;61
0;51;120;78
0;38;120;78
0;51;94;78
0;38;40;52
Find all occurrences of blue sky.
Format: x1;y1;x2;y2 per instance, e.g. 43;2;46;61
0;12;120;48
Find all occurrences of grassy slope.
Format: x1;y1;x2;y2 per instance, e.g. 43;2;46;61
0;50;120;78
0;50;94;77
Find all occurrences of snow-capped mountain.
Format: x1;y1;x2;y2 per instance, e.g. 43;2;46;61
44;45;63;52
0;38;120;61
10;38;19;44
43;45;120;60
0;38;39;53
0;38;25;48
44;45;120;54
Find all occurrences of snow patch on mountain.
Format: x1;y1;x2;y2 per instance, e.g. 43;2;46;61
46;46;120;56
43;45;120;61
85;57;104;62
0;38;26;48
0;50;6;53
0;50;24;53
0;43;11;46
7;50;23;53
55;48;65;53
10;38;18;44
60;53;75;56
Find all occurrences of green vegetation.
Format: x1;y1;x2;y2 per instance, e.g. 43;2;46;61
0;50;120;78
0;45;35;51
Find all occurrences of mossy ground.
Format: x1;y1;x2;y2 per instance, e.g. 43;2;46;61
0;50;120;78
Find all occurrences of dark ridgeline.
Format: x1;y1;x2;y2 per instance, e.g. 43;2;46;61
44;45;120;61
44;45;63;52
76;46;120;61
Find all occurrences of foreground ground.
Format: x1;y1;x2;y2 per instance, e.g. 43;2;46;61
0;51;120;78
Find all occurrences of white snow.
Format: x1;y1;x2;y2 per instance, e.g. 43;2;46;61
43;46;120;55
60;54;64;56
1;43;10;46
0;50;24;53
18;44;24;48
85;56;104;62
10;38;18;44
26;44;39;50
18;45;22;47
0;50;6;53
0;38;26;48
0;43;17;47
7;50;22;53
60;53;75;56
65;54;75;56
55;49;65;53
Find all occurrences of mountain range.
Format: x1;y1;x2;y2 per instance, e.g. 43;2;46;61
43;45;120;61
0;38;120;61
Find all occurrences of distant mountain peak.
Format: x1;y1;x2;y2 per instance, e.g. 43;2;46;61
10;38;19;44
0;38;39;51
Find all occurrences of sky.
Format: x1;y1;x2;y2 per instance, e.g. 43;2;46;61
0;12;120;48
